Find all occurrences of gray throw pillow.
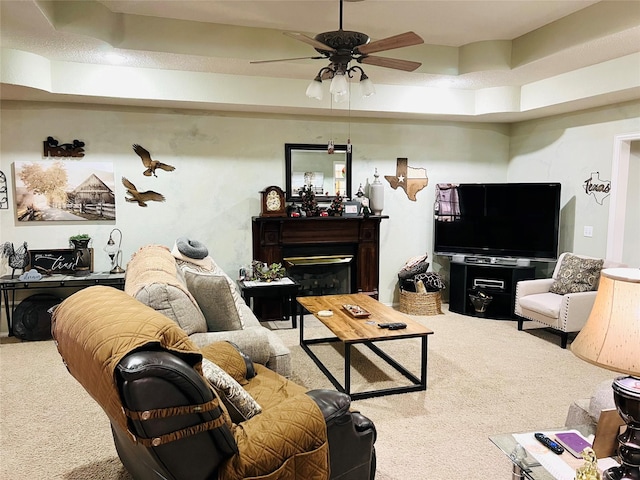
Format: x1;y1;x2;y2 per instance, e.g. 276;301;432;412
184;270;244;332
201;358;262;423
177;261;246;326
133;283;207;335
549;254;604;295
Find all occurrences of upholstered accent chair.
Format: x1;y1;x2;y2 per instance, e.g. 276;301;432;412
514;252;626;348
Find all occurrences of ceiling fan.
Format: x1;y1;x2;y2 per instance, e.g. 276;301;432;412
251;0;424;100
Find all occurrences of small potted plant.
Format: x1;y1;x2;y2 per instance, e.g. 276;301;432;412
69;233;91;249
69;234;92;276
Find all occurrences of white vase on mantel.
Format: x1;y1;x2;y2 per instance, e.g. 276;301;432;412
369;168;384;216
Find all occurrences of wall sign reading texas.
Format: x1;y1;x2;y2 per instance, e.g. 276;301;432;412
384;158;428;201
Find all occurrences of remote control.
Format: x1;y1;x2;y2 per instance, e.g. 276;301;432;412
378;322;407;329
388;322;407;330
534;433;564;454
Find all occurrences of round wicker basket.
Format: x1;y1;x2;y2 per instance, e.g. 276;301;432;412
399;289;443;316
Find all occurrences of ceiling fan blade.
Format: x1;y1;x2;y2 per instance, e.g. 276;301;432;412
283;32;336;52
358;55;422;72
250;56;325;64
356;31;424;55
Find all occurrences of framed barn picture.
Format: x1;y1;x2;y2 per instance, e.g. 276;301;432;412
13;161;115;222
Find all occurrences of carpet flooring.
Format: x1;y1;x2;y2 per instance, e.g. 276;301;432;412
0;305;615;479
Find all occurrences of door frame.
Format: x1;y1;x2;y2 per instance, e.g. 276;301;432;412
606;132;640;263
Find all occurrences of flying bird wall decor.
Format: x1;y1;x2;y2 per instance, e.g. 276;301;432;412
122;177;165;207
132;144;176;177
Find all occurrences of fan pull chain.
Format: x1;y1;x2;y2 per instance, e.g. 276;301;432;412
347;84;352;153
328;95;335;154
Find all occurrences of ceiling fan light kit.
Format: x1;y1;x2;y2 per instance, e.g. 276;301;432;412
253;0;422;102
305;77;324;100
306;64;375;102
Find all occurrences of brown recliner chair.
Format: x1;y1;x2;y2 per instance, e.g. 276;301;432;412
52;286;376;480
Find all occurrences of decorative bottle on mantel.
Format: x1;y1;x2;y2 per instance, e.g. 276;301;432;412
369;168;384;216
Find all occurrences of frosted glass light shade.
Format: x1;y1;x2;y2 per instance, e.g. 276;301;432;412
330;73;348;96
306;79;323;100
360;77;375;97
333;91;349;103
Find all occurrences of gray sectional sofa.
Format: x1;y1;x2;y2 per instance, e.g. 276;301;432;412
124;244;291;377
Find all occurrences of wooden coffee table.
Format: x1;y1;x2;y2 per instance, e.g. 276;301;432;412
297;293;434;400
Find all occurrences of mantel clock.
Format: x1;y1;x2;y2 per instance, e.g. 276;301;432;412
260;186;287;217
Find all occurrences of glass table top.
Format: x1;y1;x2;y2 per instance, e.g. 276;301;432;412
489;425;597;480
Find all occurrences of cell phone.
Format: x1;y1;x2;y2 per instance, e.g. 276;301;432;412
554;432;592;458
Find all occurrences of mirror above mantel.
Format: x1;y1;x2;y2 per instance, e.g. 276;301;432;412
285;143;352;203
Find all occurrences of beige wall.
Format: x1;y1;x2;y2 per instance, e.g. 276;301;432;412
0;100;638;332
508;101;640;263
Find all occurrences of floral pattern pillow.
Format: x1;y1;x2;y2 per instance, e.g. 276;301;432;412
549;254;604;294
201;358;262;422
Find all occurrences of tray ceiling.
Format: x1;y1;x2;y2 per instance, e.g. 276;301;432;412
1;0;639;121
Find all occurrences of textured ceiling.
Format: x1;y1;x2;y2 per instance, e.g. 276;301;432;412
1;0;639;121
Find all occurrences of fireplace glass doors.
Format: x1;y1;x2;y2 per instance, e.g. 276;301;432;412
283;255;353;296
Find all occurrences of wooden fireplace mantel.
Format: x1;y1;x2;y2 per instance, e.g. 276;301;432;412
252;216;388;297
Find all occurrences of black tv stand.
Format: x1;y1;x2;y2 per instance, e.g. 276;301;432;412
449;261;535;320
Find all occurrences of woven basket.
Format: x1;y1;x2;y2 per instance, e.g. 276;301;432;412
399;289;442;316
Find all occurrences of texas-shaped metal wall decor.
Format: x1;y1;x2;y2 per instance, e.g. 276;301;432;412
384;158;428;201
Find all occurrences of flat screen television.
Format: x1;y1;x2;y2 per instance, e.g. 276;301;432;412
433;182;561;261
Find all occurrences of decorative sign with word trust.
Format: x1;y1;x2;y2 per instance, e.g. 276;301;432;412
43;136;85;158
28;249;93;275
583;172;611;205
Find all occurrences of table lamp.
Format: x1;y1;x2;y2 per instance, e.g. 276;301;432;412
103;228;125;274
571;268;640;480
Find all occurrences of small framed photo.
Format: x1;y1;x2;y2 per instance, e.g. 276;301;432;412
343;200;359;217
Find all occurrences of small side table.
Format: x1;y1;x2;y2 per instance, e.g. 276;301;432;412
237;277;301;328
489;424;619;480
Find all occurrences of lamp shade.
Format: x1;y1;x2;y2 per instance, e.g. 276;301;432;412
330;73;348;96
571;268;640;376
305;79;323;100
360;77;375;97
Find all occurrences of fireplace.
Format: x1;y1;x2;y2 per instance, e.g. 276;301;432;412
284;254;354;296
252;216;387;320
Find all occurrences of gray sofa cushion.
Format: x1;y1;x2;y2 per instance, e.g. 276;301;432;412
133;283;207;335
184;270;244;332
176;260;246;327
125;245;207;335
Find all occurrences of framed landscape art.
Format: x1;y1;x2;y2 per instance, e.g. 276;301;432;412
13;161;116;222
